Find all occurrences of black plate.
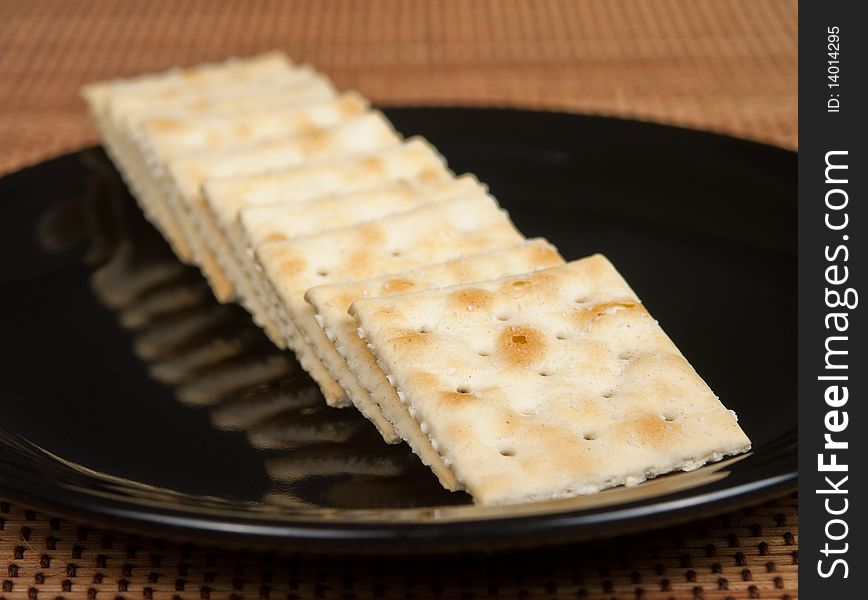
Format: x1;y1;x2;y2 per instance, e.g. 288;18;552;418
0;109;797;553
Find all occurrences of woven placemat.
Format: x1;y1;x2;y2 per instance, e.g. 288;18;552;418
1;1;798;597
0;0;796;176
1;495;797;600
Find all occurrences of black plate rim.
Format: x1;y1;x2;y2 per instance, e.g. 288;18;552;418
0;426;797;551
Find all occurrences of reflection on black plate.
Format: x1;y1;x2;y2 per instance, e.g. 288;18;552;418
0;109;797;553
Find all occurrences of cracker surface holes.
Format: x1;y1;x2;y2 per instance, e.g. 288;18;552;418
500;448;516;457
317;268;329;277
346;254;752;504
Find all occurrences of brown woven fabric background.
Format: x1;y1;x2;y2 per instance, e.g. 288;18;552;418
0;0;796;176
1;0;798;598
0;495;798;600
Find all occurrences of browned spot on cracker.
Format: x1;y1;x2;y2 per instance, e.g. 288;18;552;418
625;412;680;447
355;223;386;246
449;288;493;312
276;255;306;277
336;291;362;312
205;131;224;146
528;270;558;284
190;99;213;111
182;68;202;81
233;123;253;138
389;328;430;348
571;301;640;329
373;306;404;323
497;325;547;366
407;371;441;391
263;232;288;243
298;129;330;155
530;243;564;266
499;271;558;298
343;252;374;280
148;118;185;133
416;168;442;183
361;157;385;174
439;391;476;405
382;278;417;294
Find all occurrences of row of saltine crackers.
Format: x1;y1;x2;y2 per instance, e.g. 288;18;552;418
83;53;750;505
